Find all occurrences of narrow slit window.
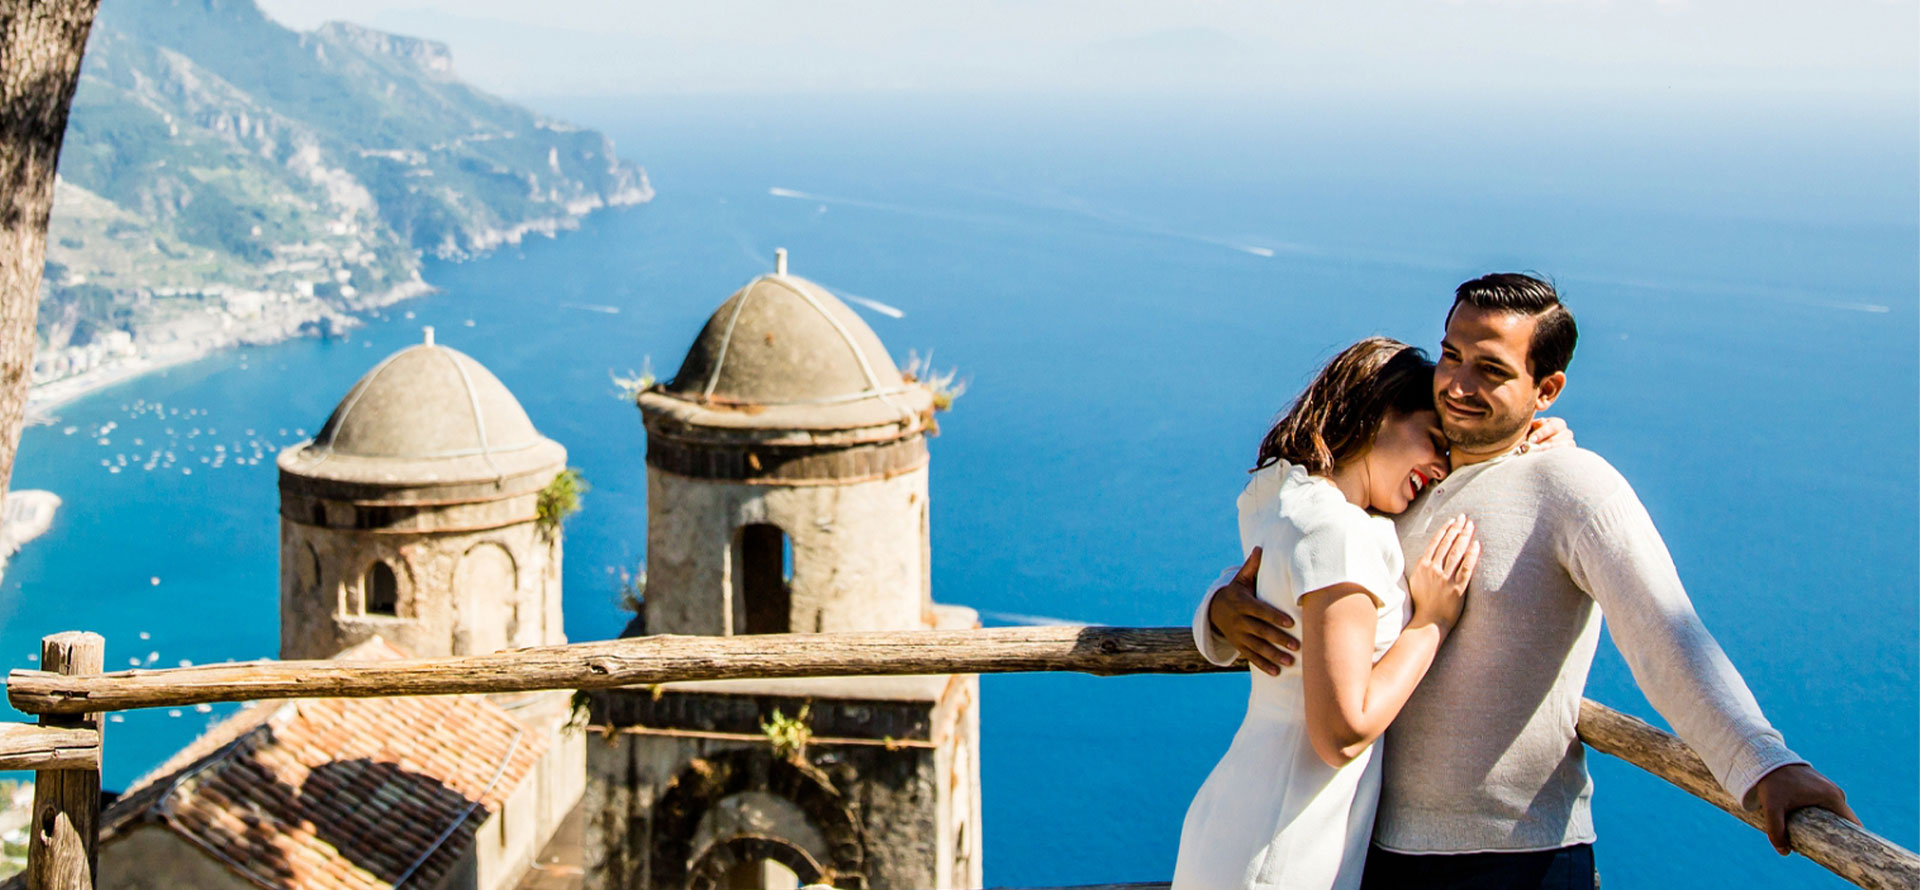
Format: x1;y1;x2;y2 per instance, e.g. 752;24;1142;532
738;523;792;634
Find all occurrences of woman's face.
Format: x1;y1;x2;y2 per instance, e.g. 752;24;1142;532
1361;409;1450;514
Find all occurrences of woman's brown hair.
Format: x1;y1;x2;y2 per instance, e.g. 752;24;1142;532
1255;337;1436;474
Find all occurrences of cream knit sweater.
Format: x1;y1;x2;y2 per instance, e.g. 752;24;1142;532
1196;446;1802;853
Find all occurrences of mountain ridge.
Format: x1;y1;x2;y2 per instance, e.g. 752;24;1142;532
35;0;651;403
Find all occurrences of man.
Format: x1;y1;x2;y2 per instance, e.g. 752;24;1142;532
1194;273;1855;889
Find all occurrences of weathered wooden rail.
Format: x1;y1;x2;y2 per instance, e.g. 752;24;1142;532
0;723;97;772
1;626;1914;890
1576;701;1916;890
17;632;102;890
5;626;1220;715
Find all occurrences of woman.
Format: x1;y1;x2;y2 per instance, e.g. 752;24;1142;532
1172;336;1564;890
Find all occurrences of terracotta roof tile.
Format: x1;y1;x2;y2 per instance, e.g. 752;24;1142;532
96;638;548;890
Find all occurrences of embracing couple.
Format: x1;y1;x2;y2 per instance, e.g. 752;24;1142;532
1170;274;1857;890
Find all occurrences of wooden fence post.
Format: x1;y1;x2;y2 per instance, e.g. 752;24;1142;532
26;632;102;890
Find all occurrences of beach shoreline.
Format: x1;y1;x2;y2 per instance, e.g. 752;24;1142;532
24;278;441;422
27;349;216;420
23;196;651;420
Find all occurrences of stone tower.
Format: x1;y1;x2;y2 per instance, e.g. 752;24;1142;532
276;329;567;661
586;253;984;889
276;330;586;866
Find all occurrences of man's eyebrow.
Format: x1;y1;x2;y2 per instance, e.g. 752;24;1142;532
1478;354;1518;375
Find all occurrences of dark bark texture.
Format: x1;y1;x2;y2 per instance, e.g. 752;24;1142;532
0;0;102;521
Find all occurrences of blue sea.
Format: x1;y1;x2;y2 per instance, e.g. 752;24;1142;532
3;91;1914;887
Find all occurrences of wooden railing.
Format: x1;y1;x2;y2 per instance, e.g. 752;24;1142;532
9;633;102;890
1;626;1914;889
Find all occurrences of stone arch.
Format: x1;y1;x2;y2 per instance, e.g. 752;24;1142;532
689;790;827;878
688;835;824;890
453;541;518;653
650;748;864;888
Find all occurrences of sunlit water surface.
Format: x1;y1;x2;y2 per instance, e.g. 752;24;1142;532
3;92;1914;888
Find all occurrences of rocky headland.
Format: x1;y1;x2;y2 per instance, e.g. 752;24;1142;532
31;0;652;415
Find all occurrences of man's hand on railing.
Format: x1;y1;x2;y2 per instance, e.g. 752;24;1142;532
1747;763;1860;856
1207;547;1300;676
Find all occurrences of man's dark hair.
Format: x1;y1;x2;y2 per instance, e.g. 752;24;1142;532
1446;272;1578;378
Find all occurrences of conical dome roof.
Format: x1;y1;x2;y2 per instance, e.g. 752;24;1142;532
641;264;932;432
280;331;565;489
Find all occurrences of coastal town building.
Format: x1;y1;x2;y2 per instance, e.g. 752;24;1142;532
68;254;982;889
68;333;590;890
584;253;983;889
91;638;548;890
269;329;584;887
275;328;568;663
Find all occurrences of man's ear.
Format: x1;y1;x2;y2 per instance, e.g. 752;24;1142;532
1534;371;1566;411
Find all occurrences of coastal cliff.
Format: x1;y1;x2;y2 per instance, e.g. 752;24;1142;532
33;0;652;409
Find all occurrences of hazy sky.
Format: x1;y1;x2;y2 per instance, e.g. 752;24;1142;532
252;0;1918;99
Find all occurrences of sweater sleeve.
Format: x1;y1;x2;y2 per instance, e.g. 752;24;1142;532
1567;485;1806;805
1192;567;1241;667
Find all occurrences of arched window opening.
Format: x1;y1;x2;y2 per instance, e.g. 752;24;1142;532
302;545;323;598
453;543;518;653
737;524;792;634
720;858;799;890
365;562;399;616
309;502;327;527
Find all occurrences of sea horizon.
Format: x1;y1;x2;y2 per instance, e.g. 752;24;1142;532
2;90;1913;888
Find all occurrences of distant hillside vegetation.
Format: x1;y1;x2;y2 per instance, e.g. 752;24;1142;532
38;0;651;363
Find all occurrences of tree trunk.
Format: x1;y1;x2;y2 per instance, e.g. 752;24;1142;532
0;0;101;527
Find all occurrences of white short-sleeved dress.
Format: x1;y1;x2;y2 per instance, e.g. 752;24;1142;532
1172;460;1410;890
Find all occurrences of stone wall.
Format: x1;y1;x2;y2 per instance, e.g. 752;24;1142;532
584;682;978;890
277;484;563;660
276;470;582;890
99;826;256;890
643;467;931;637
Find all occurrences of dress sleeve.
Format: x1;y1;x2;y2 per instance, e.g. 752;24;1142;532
1286;515;1395;608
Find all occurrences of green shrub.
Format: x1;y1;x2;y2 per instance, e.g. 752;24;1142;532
536;468;587;537
761;705;813;761
614;565;646;615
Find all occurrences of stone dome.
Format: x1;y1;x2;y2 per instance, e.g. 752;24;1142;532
280;331;565;489
641;265;932;432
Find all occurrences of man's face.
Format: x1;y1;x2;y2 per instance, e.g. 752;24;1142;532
1434;303;1558;451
